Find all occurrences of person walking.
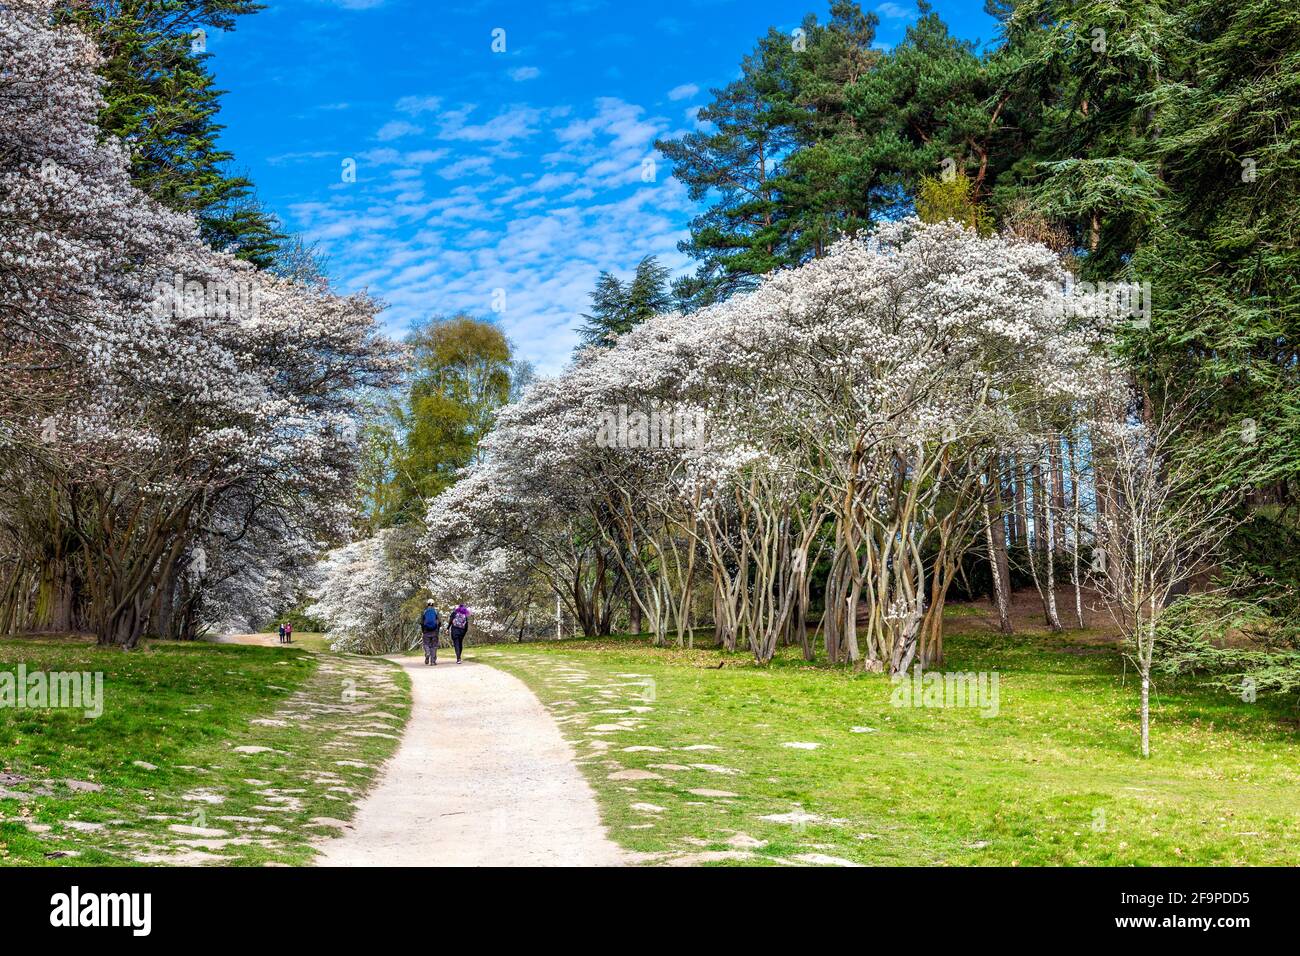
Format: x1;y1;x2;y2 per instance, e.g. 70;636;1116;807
420;600;442;665
448;603;470;663
284;621;293;644
278;623;286;644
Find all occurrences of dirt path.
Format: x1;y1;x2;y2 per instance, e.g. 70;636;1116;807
315;655;626;867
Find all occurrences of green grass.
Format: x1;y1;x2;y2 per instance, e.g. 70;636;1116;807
480;616;1300;866
0;636;410;866
257;631;334;653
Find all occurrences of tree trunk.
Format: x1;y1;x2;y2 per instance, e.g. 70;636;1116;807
1140;675;1150;758
982;475;1013;635
1067;432;1085;628
154;559;179;640
48;559;84;633
629;594;642;635
1049;438;1066;555
1011;457;1028;548
1031;456;1062;631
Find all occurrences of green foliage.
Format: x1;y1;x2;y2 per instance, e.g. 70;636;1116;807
915;171;991;234
849;4;1006;210
656;2;883;308
274;607;326;633
578;256;673;348
1154;593;1300;699
62;0;283;267
360;315;524;530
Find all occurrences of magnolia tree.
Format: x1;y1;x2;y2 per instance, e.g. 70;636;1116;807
0;2;397;646
427;547;547;642
423;446;625;640
307;531;419;654
677;221;1117;670
421;220;1119;668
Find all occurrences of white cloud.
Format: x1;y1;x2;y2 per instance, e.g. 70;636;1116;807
395;95;442;115
876;2;913;20
377;120;423;141
267;149;336;166
438;105;543;144
289;97;692;373
667;83;699;101
438;156;495;180
509;66;541;82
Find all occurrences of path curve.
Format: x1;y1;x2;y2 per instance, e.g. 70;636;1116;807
316;655;625;867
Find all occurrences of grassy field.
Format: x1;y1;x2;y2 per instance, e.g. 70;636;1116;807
0;635;410;866
481;609;1300;866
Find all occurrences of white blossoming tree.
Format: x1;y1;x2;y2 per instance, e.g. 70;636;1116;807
0;2;398;646
421;219;1119;669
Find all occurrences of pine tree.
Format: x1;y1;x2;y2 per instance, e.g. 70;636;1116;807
849;3;1012;217
61;0;283;267
1127;0;1300;575
577;256;672;348
658;3;890;308
989;0;1172;274
655;37;799;309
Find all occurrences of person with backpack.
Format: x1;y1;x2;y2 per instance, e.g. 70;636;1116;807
277;623;286;644
420;600;442;665
448;603;470;663
284;621;293;644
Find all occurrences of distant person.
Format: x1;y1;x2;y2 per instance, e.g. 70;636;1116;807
278;623;287;644
420;600;441;666
448;603;470;663
285;621;293;644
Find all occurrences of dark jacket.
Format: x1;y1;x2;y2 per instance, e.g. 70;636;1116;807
448;605;470;635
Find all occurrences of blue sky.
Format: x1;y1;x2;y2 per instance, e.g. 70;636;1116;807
210;0;998;373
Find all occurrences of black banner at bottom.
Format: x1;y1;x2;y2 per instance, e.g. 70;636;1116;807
0;865;1281;942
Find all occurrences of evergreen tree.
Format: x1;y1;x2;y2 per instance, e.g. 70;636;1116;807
989;0;1172;273
778;2;883;259
577;256;673;348
655;36;800;309
61;0;283;267
1128;0;1300;578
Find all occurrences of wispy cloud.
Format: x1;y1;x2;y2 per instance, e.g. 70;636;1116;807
395;95;442;115
267;149;337;166
292;96;691;371
437;104;543;144
438;155;495;179
876;2;914;20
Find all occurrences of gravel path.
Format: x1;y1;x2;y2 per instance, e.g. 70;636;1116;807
315;655;625;867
